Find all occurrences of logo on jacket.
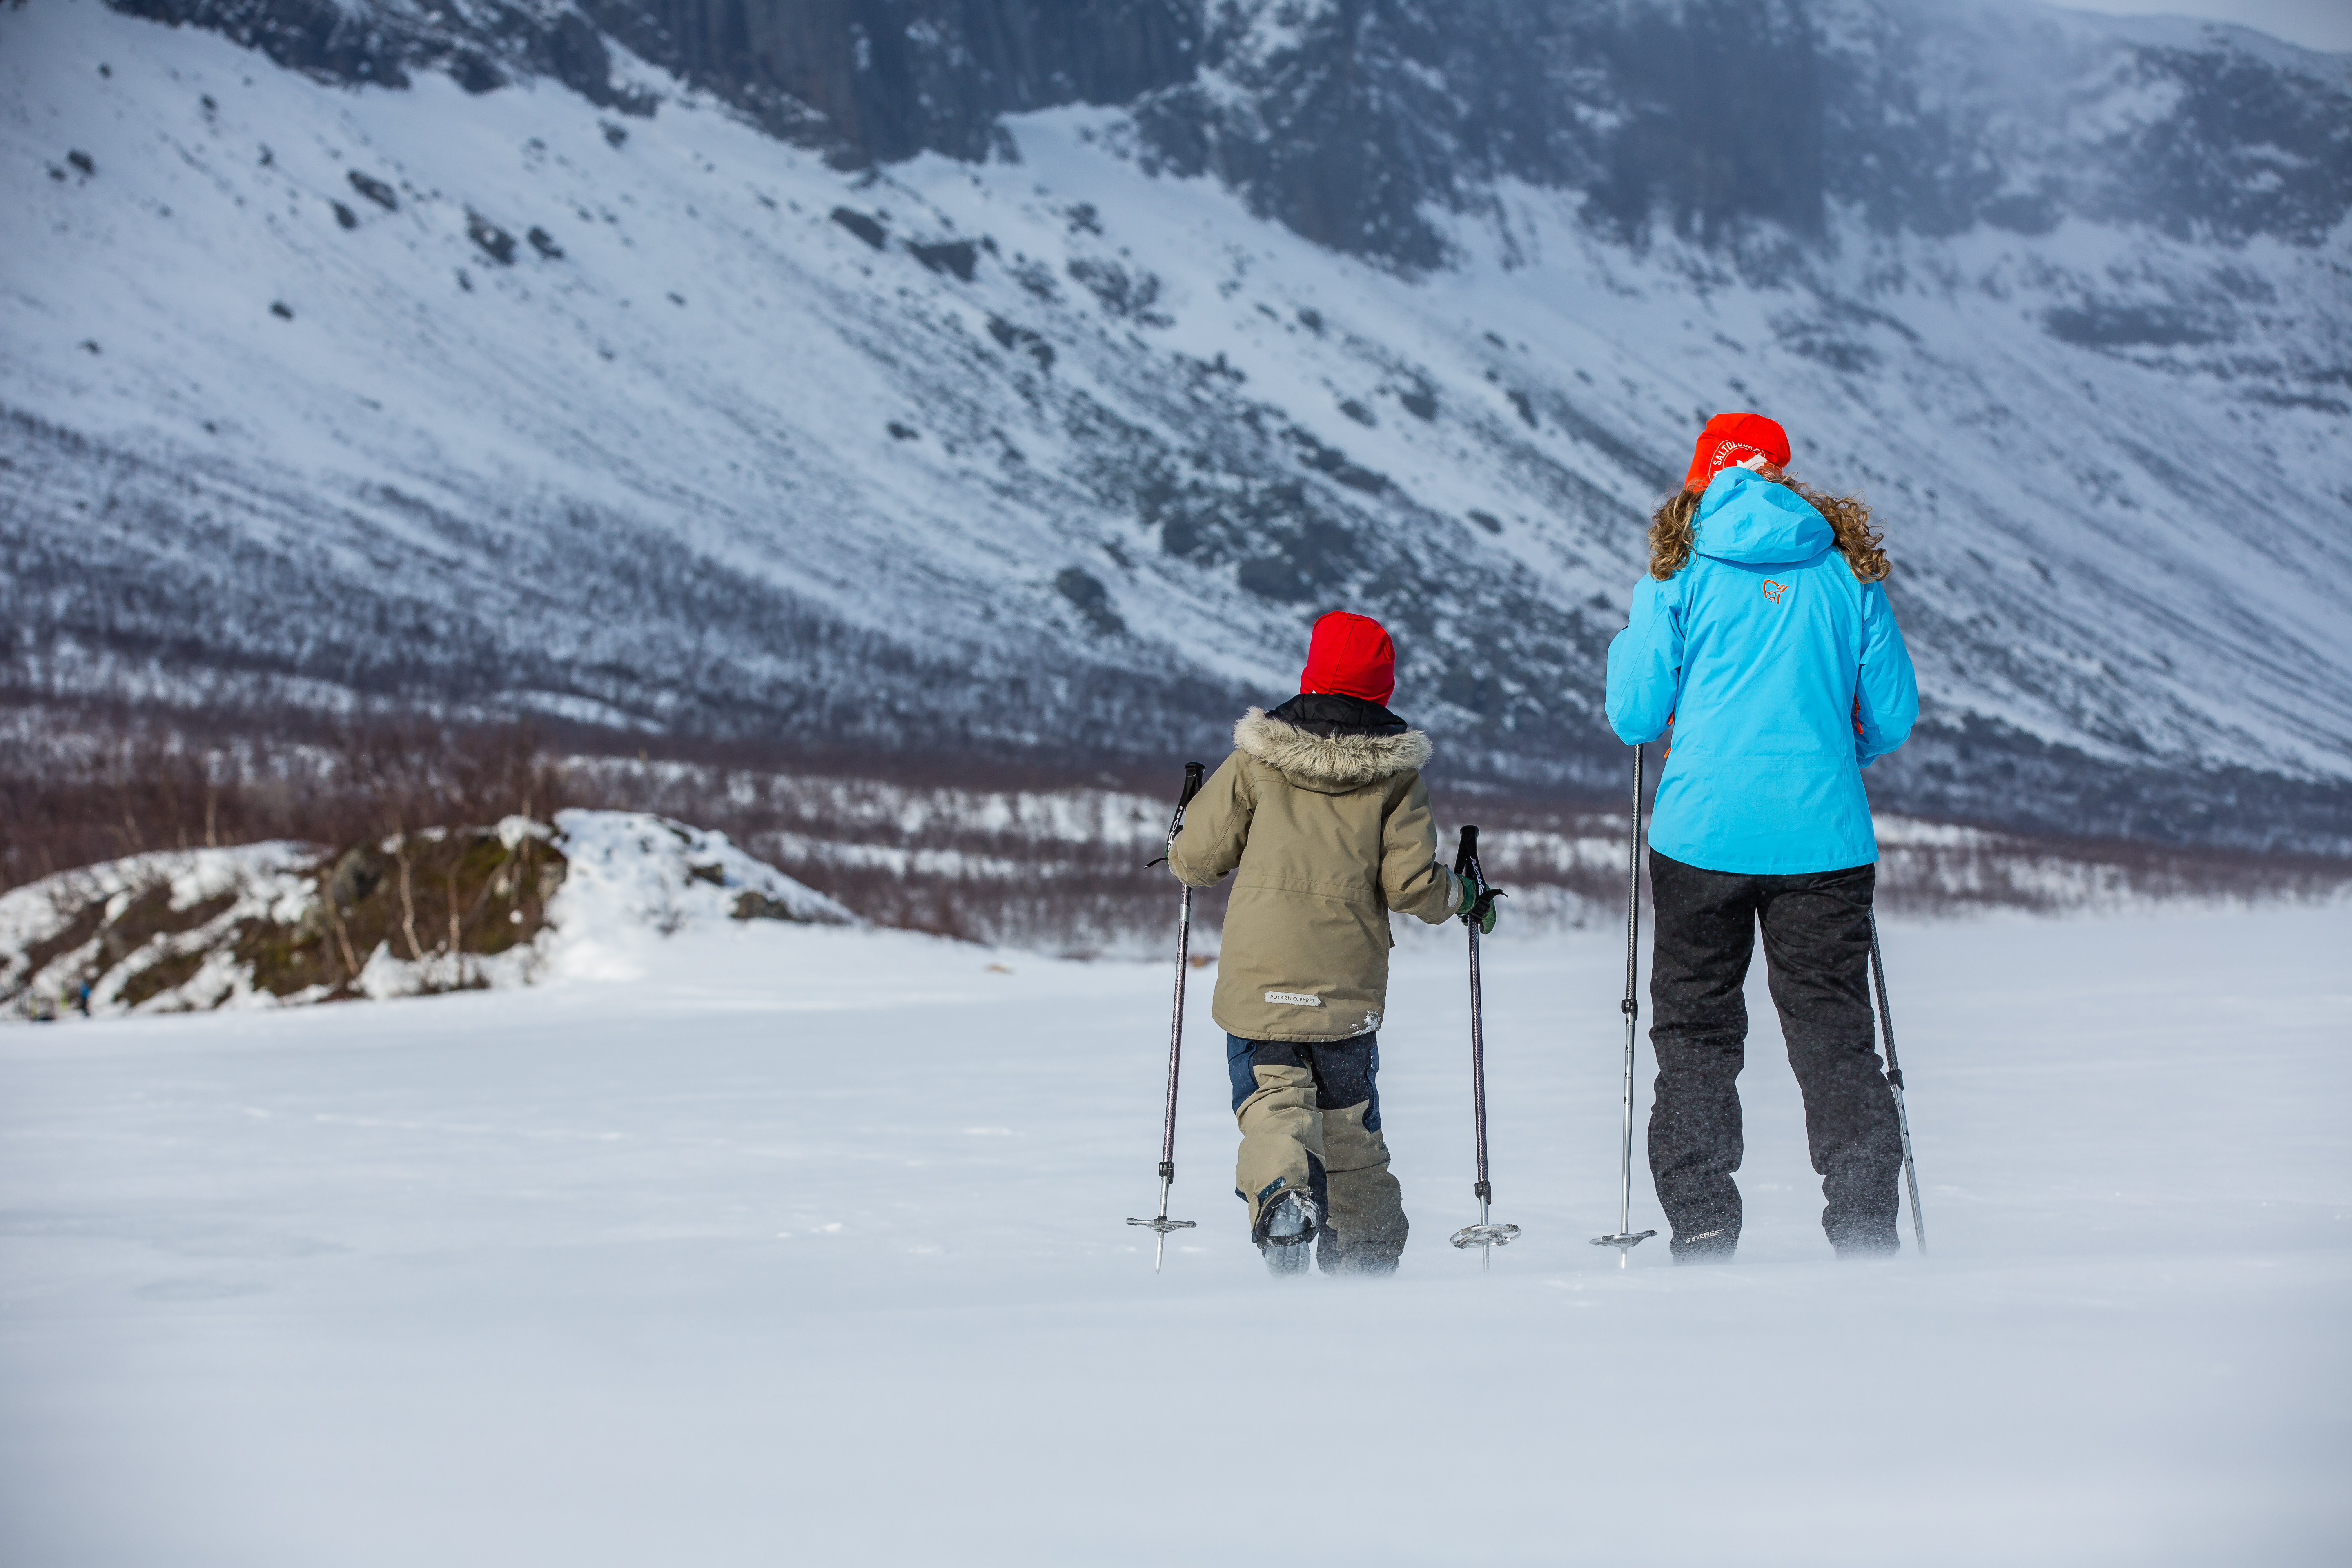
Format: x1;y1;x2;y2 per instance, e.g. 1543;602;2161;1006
1761;579;1789;604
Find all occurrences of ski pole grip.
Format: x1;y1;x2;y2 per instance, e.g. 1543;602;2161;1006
1178;761;1205;810
1454;824;1480;877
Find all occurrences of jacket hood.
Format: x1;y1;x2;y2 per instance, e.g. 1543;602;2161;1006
1234;707;1433;792
1694;468;1833;565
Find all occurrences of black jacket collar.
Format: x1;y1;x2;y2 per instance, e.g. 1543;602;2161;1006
1265;692;1409;738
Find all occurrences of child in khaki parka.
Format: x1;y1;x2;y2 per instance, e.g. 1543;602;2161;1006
1168;612;1492;1276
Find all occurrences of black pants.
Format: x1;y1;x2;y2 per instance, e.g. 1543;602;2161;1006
1647;851;1902;1258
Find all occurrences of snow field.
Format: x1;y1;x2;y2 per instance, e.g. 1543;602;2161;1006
2;903;2347;1564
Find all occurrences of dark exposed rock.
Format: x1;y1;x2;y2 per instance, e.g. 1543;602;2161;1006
467;212;516;265
1054;566;1124;635
109;0;655;113
67;149;95;175
1468;510;1502;535
528;226;564;259
332;199;357;229
908;238;977;281
986;314;1054;372
2045;306;2226;350
270;300;294;318
1286;427;1386;495
327;843;385;909
733;889;811;921
113;0;414;87
1067;257;1167;323
577;0;1194;156
451;50;502;93
888;421;919;440
546;9;619;108
347;169;397;209
830;206;887;249
1008;256;1059;300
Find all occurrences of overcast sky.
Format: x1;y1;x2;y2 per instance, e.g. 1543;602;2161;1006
2054;0;2352;51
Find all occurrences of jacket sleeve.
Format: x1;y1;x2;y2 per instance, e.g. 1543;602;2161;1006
1854;582;1919;767
1382;774;1461;924
1167;752;1252;888
1606;574;1681;745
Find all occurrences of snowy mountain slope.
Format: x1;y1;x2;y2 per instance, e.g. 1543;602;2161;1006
3;0;2349;848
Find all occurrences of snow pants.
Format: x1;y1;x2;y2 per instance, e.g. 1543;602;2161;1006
1647;851;1903;1260
1229;1034;1408;1274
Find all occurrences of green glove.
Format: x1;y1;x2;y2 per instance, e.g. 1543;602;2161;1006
1456;874;1503;935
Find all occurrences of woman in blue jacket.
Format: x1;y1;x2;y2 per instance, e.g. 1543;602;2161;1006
1606;412;1920;1261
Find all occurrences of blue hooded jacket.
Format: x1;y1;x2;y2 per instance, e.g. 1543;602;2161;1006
1606;467;1918;875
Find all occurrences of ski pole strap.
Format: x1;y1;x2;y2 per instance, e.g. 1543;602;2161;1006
1152;762;1208;866
1178;760;1206;809
1453;825;1506;926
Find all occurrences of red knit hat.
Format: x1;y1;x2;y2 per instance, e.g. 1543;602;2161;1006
1299;612;1396;705
1684;412;1791;492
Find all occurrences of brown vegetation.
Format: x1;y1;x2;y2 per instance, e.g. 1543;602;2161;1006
5;711;2345;970
0;710;566;893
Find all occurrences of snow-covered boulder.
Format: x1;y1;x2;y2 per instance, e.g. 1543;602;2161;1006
0;811;851;1020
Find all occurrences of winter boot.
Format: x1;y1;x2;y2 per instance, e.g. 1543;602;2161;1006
1670;1224;1738;1265
1256;1192;1319;1276
1828;1219;1900;1259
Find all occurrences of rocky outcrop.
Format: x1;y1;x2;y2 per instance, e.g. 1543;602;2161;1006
113;0;657;112
0;813;851;1018
110;1;2352;263
578;0;1198;156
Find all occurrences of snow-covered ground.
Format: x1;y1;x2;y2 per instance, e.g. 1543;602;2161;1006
2;902;2346;1565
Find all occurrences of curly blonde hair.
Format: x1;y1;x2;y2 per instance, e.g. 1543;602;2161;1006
1648;476;1889;582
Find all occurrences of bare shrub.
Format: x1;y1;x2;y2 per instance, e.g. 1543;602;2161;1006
6;706;2345;960
0;708;569;892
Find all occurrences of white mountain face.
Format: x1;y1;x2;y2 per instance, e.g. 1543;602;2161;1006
3;0;2348;849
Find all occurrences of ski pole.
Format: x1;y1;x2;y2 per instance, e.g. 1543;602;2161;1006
1448;825;1519;1267
1128;761;1207;1272
1867;915;1927;1256
1592;743;1658;1264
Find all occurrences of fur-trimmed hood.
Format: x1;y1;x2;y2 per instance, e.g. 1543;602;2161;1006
1233;707;1434;792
